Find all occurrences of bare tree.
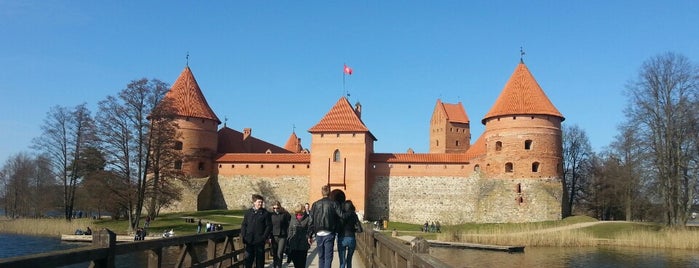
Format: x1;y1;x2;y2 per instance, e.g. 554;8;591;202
32;104;96;221
96;78;172;230
561;124;594;217
624;52;699;227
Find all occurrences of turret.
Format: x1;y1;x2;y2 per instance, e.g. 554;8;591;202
481;62;565;178
162;66;221;178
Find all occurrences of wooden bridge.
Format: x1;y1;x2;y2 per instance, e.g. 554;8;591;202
0;223;451;267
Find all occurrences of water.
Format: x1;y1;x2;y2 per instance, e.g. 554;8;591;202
431;246;699;268
0;233;85;259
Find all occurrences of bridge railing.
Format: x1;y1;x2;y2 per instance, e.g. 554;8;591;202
355;223;452;268
0;228;246;268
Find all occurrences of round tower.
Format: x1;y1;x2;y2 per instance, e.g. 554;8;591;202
164;66;221;178
481;62;564;179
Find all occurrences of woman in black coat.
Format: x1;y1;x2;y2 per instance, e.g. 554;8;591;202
286;203;312;268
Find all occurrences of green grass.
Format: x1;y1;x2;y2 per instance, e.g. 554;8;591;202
91;210;247;236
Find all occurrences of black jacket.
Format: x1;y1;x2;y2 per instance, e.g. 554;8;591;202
339;212;362;237
241;208;272;245
287;214;311;251
310;197;343;234
270;209;291;237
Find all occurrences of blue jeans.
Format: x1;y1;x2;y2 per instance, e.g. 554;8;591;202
315;233;336;268
338;236;356;268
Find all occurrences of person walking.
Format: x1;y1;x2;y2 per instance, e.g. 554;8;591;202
241;194;272;268
270;201;291;268
197;219;202;233
286;203;312;268
310;185;344;268
338;200;362;268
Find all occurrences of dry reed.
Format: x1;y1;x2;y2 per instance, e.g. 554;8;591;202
0;218;93;237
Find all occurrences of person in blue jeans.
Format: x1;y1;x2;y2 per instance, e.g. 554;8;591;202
338;200;362;268
309;185;344;268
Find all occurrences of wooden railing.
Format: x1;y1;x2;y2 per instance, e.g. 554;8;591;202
0;228;246;268
355;224;452;268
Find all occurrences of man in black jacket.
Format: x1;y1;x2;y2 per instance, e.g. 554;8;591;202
309;185;344;268
241;194;272;268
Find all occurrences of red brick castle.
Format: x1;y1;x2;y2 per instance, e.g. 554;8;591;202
159;60;564;224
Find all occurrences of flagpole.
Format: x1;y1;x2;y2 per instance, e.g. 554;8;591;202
343;63;346;97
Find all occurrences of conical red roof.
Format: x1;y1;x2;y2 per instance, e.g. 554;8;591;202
164;66;221;123
284;131;303;153
308;97;375;139
482;63;564;124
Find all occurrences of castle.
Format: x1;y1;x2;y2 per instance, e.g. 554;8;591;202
159;60;565;224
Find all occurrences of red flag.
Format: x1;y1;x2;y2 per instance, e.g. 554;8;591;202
343;64;353;75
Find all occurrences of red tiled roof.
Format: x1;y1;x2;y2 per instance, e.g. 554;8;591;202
216;153;310;163
438;100;469;124
284;132;303;153
464;134;486;159
308;97;374;138
217;127;292;154
482;63;564;124
370;153;472;164
165;66;221;123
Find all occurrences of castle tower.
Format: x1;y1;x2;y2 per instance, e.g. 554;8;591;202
429;99;471;153
162;66;221;178
308;97;376;213
481;62;565;178
284;131;304;153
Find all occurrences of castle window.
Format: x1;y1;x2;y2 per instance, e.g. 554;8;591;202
525;140;533;150
532;162;540;172
495;141;502;151
517;196;524;204
198;162;205;170
218;164;222;168
516;183;522;193
352;133;356;137
174;141;183;150
276;165;280;168
450;127;453;132
505;162;513;173
174;160;182;170
474;164;480;172
246;164;249;168
260;165;264;168
306;165;310;168
436;140;439;147
337;133;340;137
408;165;412;169
231;165;235;168
292;165;295;169
333;149;341;162
456;140;460;146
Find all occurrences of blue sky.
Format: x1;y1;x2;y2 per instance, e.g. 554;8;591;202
1;1;698;165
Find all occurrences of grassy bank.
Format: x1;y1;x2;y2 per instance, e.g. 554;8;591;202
5;212;699;250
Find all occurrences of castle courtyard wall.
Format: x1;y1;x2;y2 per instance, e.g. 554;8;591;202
366;175;562;224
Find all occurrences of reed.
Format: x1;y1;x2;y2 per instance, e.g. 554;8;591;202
439;228;598;247
0;218;93;237
609;229;699;250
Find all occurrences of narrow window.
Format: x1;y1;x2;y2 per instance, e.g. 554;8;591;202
174;141;183;150
532;162;540;172
333;149;341;162
495;141;503;151
525;140;533;150
436;140;439;147
505;162;513;173
516;183;522;193
456;140;460;146
198;162;205;170
517;196;524;204
174;160;182;170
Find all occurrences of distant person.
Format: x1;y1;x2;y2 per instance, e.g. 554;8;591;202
241;194;272;268
85;227;92;235
270;201;291;268
286;203;312;268
423;221;429;232
197;219;202;233
436;221;441;233
145;216;151;227
338;200;362;268
304;203;311;217
310;185;344;268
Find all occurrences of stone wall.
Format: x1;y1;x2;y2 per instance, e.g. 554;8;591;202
366;175;562;224
215;175;311;210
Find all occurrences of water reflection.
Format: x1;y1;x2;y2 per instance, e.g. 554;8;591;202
431;246;699;268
